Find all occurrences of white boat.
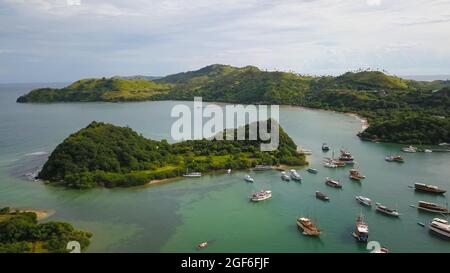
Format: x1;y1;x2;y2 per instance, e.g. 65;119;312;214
429;218;450;238
402;146;417;153
280;171;291;181
250;190;272;202
244;175;254;183
323;161;337;168
197;241;208;249
356;196;372;206
376;203;400;217
352;212;369;242
183;172;202;177
424;149;433;153
227;169;232;174
439;142;450;146
289;169;302;181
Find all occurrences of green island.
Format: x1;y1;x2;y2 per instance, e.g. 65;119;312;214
0;207;91;253
17;64;450;144
38;120;305;189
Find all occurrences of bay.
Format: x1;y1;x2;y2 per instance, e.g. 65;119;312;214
0;83;449;252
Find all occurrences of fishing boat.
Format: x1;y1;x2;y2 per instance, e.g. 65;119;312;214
289;169;302;181
322;143;330;151
429;218;450;238
244;175;254;183
253;165;273;171
280;171;291;181
307;168;318;174
197;241;208;249
376;203;400;217
417;201;449;214
356;196;372;206
315;191;330;201
352;212;369;242
339;149;355;163
325;177;342;188
250;190;272;202
349;169;366;181
297;217;321;236
414;183;446;194
385;155;404;162
402;145;417;153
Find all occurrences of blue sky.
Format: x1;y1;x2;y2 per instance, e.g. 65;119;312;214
1;0;450;83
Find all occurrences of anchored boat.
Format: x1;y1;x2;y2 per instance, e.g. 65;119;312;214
352;212;369;242
289;169;302;181
429;218;450;238
339;149;355;164
402;145;417;153
322;143;330;151
307;168;318;174
315;191;330;201
244;175;254;183
414;183;446;194
356;195;372;206
417;201;449;214
349;169;366;181
376;203;400;217
325;177;342;188
297;217;321;236
250;190;272;202
280;171;291;181
385;155;404;162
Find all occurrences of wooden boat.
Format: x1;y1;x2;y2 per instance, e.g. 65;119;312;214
315;191;330;201
349;169;366;181
325;177;342;188
297;217;321;236
307;168;318;174
414;183;446;194
339;149;355;163
385;155;404;162
417;201;449;214
376;203;400;217
352;212;369;242
429;218;450;238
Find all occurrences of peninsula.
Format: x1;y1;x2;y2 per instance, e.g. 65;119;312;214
17;64;450;144
38;120;306;189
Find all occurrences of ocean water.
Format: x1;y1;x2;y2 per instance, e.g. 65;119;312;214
0;83;449;253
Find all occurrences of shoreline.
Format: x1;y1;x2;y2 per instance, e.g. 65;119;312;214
10;208;55;221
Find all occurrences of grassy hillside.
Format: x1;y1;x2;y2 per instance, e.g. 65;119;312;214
16;65;450;144
39;120;306;189
17;78;173;102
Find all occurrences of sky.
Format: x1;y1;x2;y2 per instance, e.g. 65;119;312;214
1;0;450;83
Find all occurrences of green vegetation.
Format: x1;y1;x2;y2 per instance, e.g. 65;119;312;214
0;207;91;253
17;64;450;144
39;120;306;189
16;78;173;102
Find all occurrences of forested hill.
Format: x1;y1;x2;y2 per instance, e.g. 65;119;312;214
38;120;306;189
16;64;450;144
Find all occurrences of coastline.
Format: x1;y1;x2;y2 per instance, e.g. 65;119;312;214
11;208;55;220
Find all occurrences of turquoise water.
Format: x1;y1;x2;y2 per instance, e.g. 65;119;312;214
0;83;449;252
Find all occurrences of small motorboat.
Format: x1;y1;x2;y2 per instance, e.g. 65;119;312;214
385;155;404;163
376;203;400;217
356;195;372;206
325;177;342;188
315;191;330;201
280;171;291;181
197;241;208;249
289;169;302;181
227;169;232;174
244;175;254;183
250;190;272;202
307;168;318;174
402;146;417;153
322;143;330;151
